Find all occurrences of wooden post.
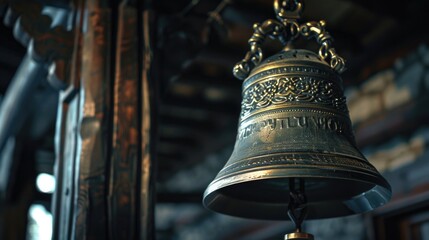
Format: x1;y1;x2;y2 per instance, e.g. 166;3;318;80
52;0;156;239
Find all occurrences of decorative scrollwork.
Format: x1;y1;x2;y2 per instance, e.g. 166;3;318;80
241;76;347;117
233;0;346;80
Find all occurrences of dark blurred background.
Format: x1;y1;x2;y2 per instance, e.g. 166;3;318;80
1;0;429;239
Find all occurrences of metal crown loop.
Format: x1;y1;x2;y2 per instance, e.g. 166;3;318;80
274;0;303;20
233;0;346;80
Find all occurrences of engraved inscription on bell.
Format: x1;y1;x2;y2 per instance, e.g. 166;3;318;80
238;115;348;141
203;50;391;221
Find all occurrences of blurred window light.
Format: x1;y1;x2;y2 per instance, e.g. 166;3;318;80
36;173;56;193
27;204;53;240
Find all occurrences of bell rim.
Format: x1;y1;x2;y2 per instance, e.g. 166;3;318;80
203;166;391;220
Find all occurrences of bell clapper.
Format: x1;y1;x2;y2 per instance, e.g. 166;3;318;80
285;178;314;240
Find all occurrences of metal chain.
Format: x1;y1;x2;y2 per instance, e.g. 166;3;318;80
233;0;346;80
233;19;288;80
300;20;346;74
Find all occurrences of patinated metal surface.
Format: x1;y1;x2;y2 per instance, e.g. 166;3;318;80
204;50;391;220
204;0;391;221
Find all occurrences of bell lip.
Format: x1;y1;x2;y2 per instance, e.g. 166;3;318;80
203;167;391;220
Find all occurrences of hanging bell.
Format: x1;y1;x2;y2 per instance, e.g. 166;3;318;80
203;48;391;220
203;1;391;220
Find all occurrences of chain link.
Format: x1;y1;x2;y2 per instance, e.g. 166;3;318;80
300;20;346;73
233;0;346;80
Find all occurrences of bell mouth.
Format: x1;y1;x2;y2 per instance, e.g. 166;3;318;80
203;167;391;220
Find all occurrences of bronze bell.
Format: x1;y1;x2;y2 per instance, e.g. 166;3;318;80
203;2;392;237
203;49;391;220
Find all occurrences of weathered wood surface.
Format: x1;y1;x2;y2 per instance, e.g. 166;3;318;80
109;4;139;239
52;1;156;239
